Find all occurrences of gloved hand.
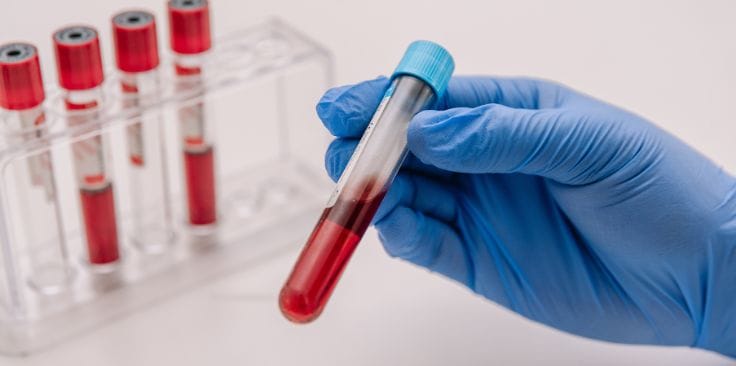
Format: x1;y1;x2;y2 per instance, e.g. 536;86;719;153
316;76;736;357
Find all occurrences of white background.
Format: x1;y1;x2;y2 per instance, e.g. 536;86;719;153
1;0;735;365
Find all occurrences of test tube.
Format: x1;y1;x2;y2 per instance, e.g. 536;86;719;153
279;41;455;323
167;0;217;229
53;26;120;266
112;10;174;251
0;43;72;293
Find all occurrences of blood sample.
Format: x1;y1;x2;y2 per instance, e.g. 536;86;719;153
183;146;216;225
168;0;217;228
79;183;118;264
112;10;174;251
53;26;120;266
0;42;72;292
280;41;455;323
279;183;386;323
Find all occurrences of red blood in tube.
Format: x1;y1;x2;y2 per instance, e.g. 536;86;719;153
120;83;138;93
279;185;386;323
130;155;144;166
177;63;214;225
174;64;201;76
54;26;120;265
64;99;121;264
184;147;216;225
80;184;120;264
64;99;98;110
168;0;214;226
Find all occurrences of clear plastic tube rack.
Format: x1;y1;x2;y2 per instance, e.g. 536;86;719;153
0;19;333;355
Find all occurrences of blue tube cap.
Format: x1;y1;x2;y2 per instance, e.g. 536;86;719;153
391;40;455;98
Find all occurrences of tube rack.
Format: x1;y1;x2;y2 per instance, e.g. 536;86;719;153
0;19;333;355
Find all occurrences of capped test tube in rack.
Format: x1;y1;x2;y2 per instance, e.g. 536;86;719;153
168;0;218;230
0;42;72;293
53;26;121;267
112;10;175;252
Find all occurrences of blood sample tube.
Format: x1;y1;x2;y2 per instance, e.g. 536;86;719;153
167;0;217;229
279;41;455;323
112;10;174;251
0;42;72;292
53;26;120;266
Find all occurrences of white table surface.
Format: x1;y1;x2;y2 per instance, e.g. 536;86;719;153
1;0;735;364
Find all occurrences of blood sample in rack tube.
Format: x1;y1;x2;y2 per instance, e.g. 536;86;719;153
168;0;217;229
53;26;120;266
112;10;175;251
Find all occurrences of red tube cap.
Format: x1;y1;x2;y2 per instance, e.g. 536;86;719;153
53;26;104;90
112;10;160;73
0;43;45;110
168;0;211;55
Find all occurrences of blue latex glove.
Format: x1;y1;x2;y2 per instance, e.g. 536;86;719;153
316;76;736;357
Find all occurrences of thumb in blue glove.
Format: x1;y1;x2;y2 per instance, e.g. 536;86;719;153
317;76;736;357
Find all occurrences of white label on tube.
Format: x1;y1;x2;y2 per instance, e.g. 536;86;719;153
327;80;397;206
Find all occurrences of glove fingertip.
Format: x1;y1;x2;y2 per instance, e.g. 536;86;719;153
324;139;355;182
315;99;332;123
315;85;347;123
324;154;341;183
315;76;391;138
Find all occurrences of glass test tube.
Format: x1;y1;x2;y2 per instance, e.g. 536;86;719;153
112;10;174;251
279;41;455;323
0;43;72;293
168;0;217;229
53;26;120;266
